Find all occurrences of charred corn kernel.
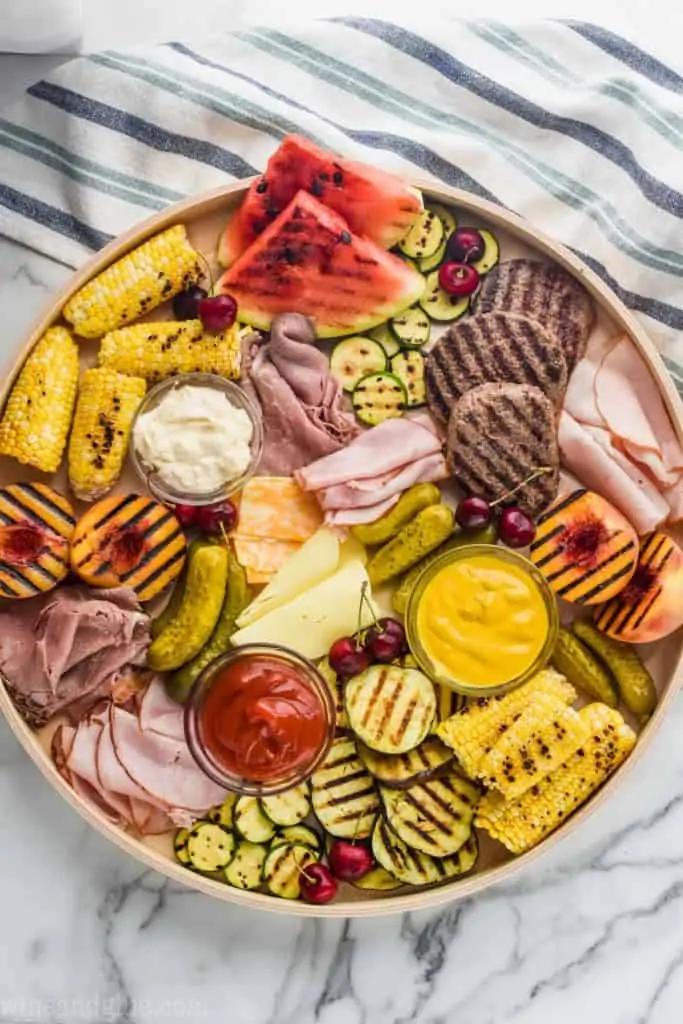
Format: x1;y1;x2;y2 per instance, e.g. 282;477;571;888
477;693;589;799
435;669;575;779
63;225;202;339
97;319;241;383
0;327;79;473
475;703;636;854
147;544;229;672
68;368;146;501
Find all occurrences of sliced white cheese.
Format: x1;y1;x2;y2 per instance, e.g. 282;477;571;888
338;534;367;568
236;528;341;629
231;558;378;660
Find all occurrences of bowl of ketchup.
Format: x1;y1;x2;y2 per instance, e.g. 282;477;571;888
185;644;336;795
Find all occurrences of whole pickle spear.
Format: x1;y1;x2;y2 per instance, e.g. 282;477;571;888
166;552;250;703
367;504;454;587
147;544;229;672
551;628;618;708
573;619;657;719
150;538;208;639
350;483;441;547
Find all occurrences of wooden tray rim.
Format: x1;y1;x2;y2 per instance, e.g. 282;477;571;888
1;178;682;918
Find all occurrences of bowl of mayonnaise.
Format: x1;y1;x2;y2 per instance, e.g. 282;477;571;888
130;373;263;506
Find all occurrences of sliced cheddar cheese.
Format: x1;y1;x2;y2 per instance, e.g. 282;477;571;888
236;477;323;542
237;528;341;629
233;537;301;582
230;558;378;660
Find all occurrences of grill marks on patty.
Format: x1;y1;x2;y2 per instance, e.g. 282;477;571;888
425;312;567;424
447;382;560;516
475;259;595;372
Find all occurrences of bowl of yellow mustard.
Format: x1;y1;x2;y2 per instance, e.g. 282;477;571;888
406;544;558;698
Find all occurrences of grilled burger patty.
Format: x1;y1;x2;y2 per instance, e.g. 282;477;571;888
447;382;560;516
425;312;567;424
474;259;595;371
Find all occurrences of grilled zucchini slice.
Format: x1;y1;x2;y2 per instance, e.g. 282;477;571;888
345;665;436;755
318;656;349;730
390;350;426;407
206;793;237;829
311;735;380;839
352;372;407;426
352;865;403;891
368;322;401;358
419;270;470;322
234;796;277;843
471;228;500;275
419;238;446;274
398;208;444;259
186;822;236;873
380;769;480;857
357;736;454;789
330;336;387;392
173;827;191;867
389;307;430;348
260;784;311;827
263;843;319;900
372;818;478;886
271;824;322;853
224;840;268;890
427;202;457;238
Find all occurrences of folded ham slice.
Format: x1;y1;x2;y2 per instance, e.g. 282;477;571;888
319;452;448;511
138;676;186;742
325;496;400;526
297;418;442;492
559;413;669;534
595;336;683;487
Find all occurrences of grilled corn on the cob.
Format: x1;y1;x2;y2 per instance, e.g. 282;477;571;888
477;693;590;799
63;225;202;339
435;670;575;779
0;327;79;473
97;320;241;383
68;368;146;501
475;703;636;854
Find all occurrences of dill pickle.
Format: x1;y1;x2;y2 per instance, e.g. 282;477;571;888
150;538;208;638
350;483;442;547
391;524;497;615
573;620;657;719
367;504;454;587
166;553;250;702
552;628;618;708
147;544;229;672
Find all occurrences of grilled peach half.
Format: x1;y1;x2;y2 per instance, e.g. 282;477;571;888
70;494;186;601
594;532;683;643
0;483;75;599
529;489;638;605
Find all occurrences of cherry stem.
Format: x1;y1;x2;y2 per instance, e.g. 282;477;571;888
490;466;554;508
195;249;215;295
218;522;231;549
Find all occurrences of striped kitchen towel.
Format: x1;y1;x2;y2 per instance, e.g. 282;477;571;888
0;18;682;390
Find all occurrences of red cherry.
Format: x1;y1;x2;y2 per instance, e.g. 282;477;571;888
196;500;239;536
498;506;536;548
439;262;480;298
328;840;375;882
173;504;198;529
456;495;493;530
447;227;485;264
328;637;370;679
173;285;208;321
300;863;338;904
198;294;238;333
364;617;406;663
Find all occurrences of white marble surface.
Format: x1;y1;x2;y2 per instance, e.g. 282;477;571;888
3;11;683;1021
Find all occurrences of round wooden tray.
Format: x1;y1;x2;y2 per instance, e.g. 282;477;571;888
1;180;682;917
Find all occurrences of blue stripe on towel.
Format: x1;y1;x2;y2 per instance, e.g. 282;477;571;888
0;185;112;250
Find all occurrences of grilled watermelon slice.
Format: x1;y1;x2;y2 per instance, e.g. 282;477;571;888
218;134;423;266
216;190;426;338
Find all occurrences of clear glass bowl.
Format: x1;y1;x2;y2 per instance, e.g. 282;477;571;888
184;644;337;797
130;373;263;507
405;543;559;699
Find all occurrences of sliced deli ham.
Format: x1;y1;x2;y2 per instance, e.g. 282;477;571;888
559;413;668;534
595;336;683;487
318;452;448;511
137;676;186;743
325;496;400;526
